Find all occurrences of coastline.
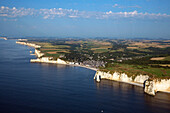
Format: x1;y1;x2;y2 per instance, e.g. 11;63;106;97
64;63;98;71
0;37;7;40
31;59;97;72
94;70;170;95
15;40;170;95
30;57;146;88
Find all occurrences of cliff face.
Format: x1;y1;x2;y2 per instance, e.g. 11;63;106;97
134;75;149;83
35;49;44;58
144;79;170;95
16;41;41;48
94;71;149;84
30;57;67;64
94;71;170;95
16;41;43;57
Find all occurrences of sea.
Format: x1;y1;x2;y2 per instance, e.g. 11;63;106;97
0;39;170;113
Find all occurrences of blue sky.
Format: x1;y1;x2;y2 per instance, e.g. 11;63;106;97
0;0;170;38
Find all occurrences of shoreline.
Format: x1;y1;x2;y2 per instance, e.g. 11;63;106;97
31;58;146;88
31;59;170;94
64;63;98;71
31;60;98;71
15;40;170;94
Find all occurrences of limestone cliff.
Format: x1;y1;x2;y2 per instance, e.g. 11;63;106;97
35;49;44;58
144;79;170;95
94;71;149;84
16;41;41;48
94;70;170;95
30;57;67;64
16;41;43;57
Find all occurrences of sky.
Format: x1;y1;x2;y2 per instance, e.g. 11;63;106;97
0;0;170;38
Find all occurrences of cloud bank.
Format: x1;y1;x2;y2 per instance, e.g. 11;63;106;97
0;6;170;20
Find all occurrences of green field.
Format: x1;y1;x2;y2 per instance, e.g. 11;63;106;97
100;63;170;78
164;56;170;61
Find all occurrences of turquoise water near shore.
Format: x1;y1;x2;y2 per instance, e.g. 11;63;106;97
0;39;170;113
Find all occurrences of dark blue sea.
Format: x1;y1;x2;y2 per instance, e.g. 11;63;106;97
0;39;170;113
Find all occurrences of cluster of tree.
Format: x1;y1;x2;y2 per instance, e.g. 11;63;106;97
109;41;128;50
64;51;89;62
122;57;170;65
146;47;170;55
150;65;170;69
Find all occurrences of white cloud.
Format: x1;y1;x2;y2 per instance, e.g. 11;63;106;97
1;6;5;9
106;11;112;14
112;4;141;9
0;6;169;20
69;15;78;18
113;4;118;8
12;7;16;10
103;10;170;19
0;6;36;17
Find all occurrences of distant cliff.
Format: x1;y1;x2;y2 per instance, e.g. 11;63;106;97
0;37;7;40
16;41;41;48
34;49;44;58
30;57;67;64
94;70;170;95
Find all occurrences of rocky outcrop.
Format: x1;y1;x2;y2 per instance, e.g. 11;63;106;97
94;70;170;95
0;37;7;40
144;79;170;95
35;49;44;58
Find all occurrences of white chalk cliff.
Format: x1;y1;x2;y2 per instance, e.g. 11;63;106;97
34;49;44;58
94;71;148;83
144;79;170;95
30;57;67;64
94;70;170;95
16;41;41;48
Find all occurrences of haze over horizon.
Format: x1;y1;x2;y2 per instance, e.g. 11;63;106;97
0;0;170;38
